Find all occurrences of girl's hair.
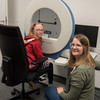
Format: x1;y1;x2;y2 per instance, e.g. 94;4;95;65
27;22;43;42
68;34;95;68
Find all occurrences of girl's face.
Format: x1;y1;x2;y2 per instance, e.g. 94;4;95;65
33;24;44;38
71;38;84;60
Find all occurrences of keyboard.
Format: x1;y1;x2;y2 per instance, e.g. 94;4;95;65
90;51;97;59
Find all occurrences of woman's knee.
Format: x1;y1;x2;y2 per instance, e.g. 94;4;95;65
45;86;62;100
45;86;56;97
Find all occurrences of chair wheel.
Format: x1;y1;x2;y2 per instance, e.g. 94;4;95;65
11;90;16;95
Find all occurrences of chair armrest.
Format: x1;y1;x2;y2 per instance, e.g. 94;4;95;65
31;57;48;65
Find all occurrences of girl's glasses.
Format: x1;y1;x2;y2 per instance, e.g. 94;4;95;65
35;29;44;32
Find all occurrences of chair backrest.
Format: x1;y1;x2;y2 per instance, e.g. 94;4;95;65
0;24;29;86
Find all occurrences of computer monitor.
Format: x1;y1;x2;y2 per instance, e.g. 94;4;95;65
74;24;99;48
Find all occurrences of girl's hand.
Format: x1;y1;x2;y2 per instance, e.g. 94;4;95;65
45;60;50;65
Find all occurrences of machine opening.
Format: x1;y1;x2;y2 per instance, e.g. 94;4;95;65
31;8;61;39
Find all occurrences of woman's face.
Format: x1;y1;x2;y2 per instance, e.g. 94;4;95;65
71;37;84;60
33;24;44;38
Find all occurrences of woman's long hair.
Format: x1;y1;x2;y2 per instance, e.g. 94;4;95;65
68;34;95;68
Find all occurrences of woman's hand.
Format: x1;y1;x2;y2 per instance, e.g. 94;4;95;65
57;87;64;94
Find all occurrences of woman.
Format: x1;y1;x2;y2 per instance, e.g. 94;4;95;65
45;34;96;100
24;22;53;86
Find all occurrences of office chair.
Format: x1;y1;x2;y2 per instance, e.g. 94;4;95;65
0;24;48;100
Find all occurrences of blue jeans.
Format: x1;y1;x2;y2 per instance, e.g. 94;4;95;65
45;86;62;100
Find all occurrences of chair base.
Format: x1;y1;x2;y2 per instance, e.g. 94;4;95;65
9;83;40;100
9;88;40;100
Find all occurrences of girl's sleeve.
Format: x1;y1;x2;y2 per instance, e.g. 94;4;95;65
32;41;44;59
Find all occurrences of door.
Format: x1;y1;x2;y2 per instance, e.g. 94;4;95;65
0;0;8;25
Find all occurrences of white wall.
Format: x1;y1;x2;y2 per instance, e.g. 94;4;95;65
0;0;100;87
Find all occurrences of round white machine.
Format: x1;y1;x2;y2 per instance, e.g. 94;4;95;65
24;0;74;54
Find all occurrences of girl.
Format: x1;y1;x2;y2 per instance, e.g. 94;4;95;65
24;22;53;87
